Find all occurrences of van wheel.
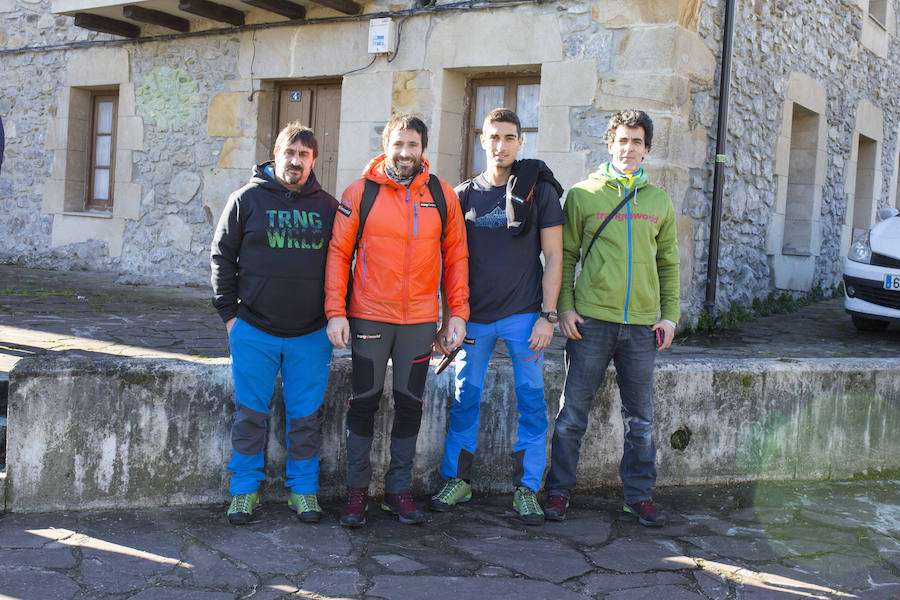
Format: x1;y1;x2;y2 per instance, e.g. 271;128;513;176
851;315;890;331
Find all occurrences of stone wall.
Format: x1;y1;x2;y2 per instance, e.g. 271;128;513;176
7;354;899;512
1;0;899;321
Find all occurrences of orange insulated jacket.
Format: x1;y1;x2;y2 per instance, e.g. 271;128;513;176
324;154;470;325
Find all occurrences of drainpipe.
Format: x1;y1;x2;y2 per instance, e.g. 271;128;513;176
703;0;736;316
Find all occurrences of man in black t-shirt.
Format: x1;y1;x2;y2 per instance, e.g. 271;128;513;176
431;108;564;524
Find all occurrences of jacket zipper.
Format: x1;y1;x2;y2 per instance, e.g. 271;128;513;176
623;196;633;323
402;186;412;322
360;242;367;290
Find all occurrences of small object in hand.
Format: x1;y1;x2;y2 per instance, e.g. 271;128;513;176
435;346;461;374
655;328;665;348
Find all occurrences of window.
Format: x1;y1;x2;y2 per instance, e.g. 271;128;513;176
782;104;819;255
852;134;878;240
86;93;118;211
464;76;540;179
869;0;887;28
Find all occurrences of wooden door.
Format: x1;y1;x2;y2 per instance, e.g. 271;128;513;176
277;82;341;197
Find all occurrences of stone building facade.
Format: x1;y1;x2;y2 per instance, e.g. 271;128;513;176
0;0;898;323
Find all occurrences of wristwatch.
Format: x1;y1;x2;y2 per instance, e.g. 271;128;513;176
540;310;559;323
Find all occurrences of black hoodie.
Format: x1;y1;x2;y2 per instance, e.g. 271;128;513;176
210;162;338;337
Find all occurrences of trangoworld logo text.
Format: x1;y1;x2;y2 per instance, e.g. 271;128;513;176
265;209;325;249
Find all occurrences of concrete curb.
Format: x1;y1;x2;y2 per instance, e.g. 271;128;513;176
6;354;900;512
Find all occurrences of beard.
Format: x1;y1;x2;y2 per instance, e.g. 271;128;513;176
386;155;422;180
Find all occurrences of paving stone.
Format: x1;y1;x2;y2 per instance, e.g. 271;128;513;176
456;534;593;582
605;584;707;600
786;553;900;592
186;524;312;575
475;565;514;577
300;569;363;597
681;535;781;562
182;541;259;589
587;539;696;573
0;545;77;569
366;575;591;599
541;513;612;546
581;571;692;595
767;536;842;558
0;568;81;600
247;576;300;599
268;521;353;565
126;589;236;599
695;569;730;599
0;514;80;548
372;553;427;573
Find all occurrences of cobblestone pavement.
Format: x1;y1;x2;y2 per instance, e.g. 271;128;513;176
1;266;899;598
0;480;898;599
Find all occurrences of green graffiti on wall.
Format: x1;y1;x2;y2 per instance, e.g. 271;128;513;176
137;66;199;129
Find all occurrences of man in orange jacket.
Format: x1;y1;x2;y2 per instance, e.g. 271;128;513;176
325;113;469;527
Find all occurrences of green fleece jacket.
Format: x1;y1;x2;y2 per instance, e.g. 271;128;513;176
559;163;680;325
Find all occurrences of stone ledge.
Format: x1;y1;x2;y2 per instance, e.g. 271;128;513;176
5;355;899;513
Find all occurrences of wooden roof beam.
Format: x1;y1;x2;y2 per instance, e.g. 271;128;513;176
241;0;306;20
123;5;191;32
74;12;141;38
178;0;245;26
308;0;361;15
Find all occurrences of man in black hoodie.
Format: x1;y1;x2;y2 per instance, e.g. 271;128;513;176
211;122;338;525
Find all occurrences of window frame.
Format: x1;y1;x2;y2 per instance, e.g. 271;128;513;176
85;92;118;212
462;75;540;181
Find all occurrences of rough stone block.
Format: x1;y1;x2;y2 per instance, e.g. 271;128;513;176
202;167;249;226
424;11;562;69
541;61;597;107
340;72;393;123
217;137;255;170
116;116;145;152
207;93;242;138
114;149;133;184
596;74;689;113
540;150;589;190
675;27;716;83
537;106;571;153
50;213;126;258
112;182;141;222
594;0;701;29
66;47;129;87
676;214;694;302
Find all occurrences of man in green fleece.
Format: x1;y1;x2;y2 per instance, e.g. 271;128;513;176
543;109;679;526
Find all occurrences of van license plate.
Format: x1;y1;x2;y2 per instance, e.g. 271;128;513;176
885;274;900;291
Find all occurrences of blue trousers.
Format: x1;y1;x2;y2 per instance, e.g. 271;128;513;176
227;319;332;495
546;318;657;504
439;313;548;492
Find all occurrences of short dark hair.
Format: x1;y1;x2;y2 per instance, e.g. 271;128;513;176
382;113;428;151
483;108;521;137
603;109;654;150
274;121;318;158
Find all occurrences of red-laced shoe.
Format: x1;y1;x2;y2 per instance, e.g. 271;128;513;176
339;487;368;527
543;494;569;521
623;499;666;527
381;492;426;524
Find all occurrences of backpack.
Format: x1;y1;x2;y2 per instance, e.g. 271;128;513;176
355;175;447;249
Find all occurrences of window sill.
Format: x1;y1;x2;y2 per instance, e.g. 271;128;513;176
62;210;114;219
781;248;813;257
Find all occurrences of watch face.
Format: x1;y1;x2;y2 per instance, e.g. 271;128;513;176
542;311;558;323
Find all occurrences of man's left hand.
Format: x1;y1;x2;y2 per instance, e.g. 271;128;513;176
528;315;555;351
651;320;675;351
436;316;466;353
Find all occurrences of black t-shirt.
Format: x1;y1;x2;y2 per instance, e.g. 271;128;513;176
456;174;565;324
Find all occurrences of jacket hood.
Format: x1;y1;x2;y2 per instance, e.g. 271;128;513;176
249;160;324;197
363;153;433;192
588;162;649;194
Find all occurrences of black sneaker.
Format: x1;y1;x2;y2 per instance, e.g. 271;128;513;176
544;494;569;521
381;492;426;524
623;499;666;527
339;488;368;527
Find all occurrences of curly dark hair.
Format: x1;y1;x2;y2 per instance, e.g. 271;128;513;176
602;109;654;150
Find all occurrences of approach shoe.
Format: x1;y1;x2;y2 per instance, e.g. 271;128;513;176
288;492;323;523
543;494;569;521
430;477;472;511
340;487;368;527
227;492;260;525
624;499;667;527
381;492;427;524
513;486;544;525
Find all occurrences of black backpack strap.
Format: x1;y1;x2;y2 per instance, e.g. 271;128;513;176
356;178;381;248
583;188;636;263
426;174;447;242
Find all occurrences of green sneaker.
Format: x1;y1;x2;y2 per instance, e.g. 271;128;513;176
227;492;260;525
288;492;323;523
513;486;544;525
431;478;472;511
